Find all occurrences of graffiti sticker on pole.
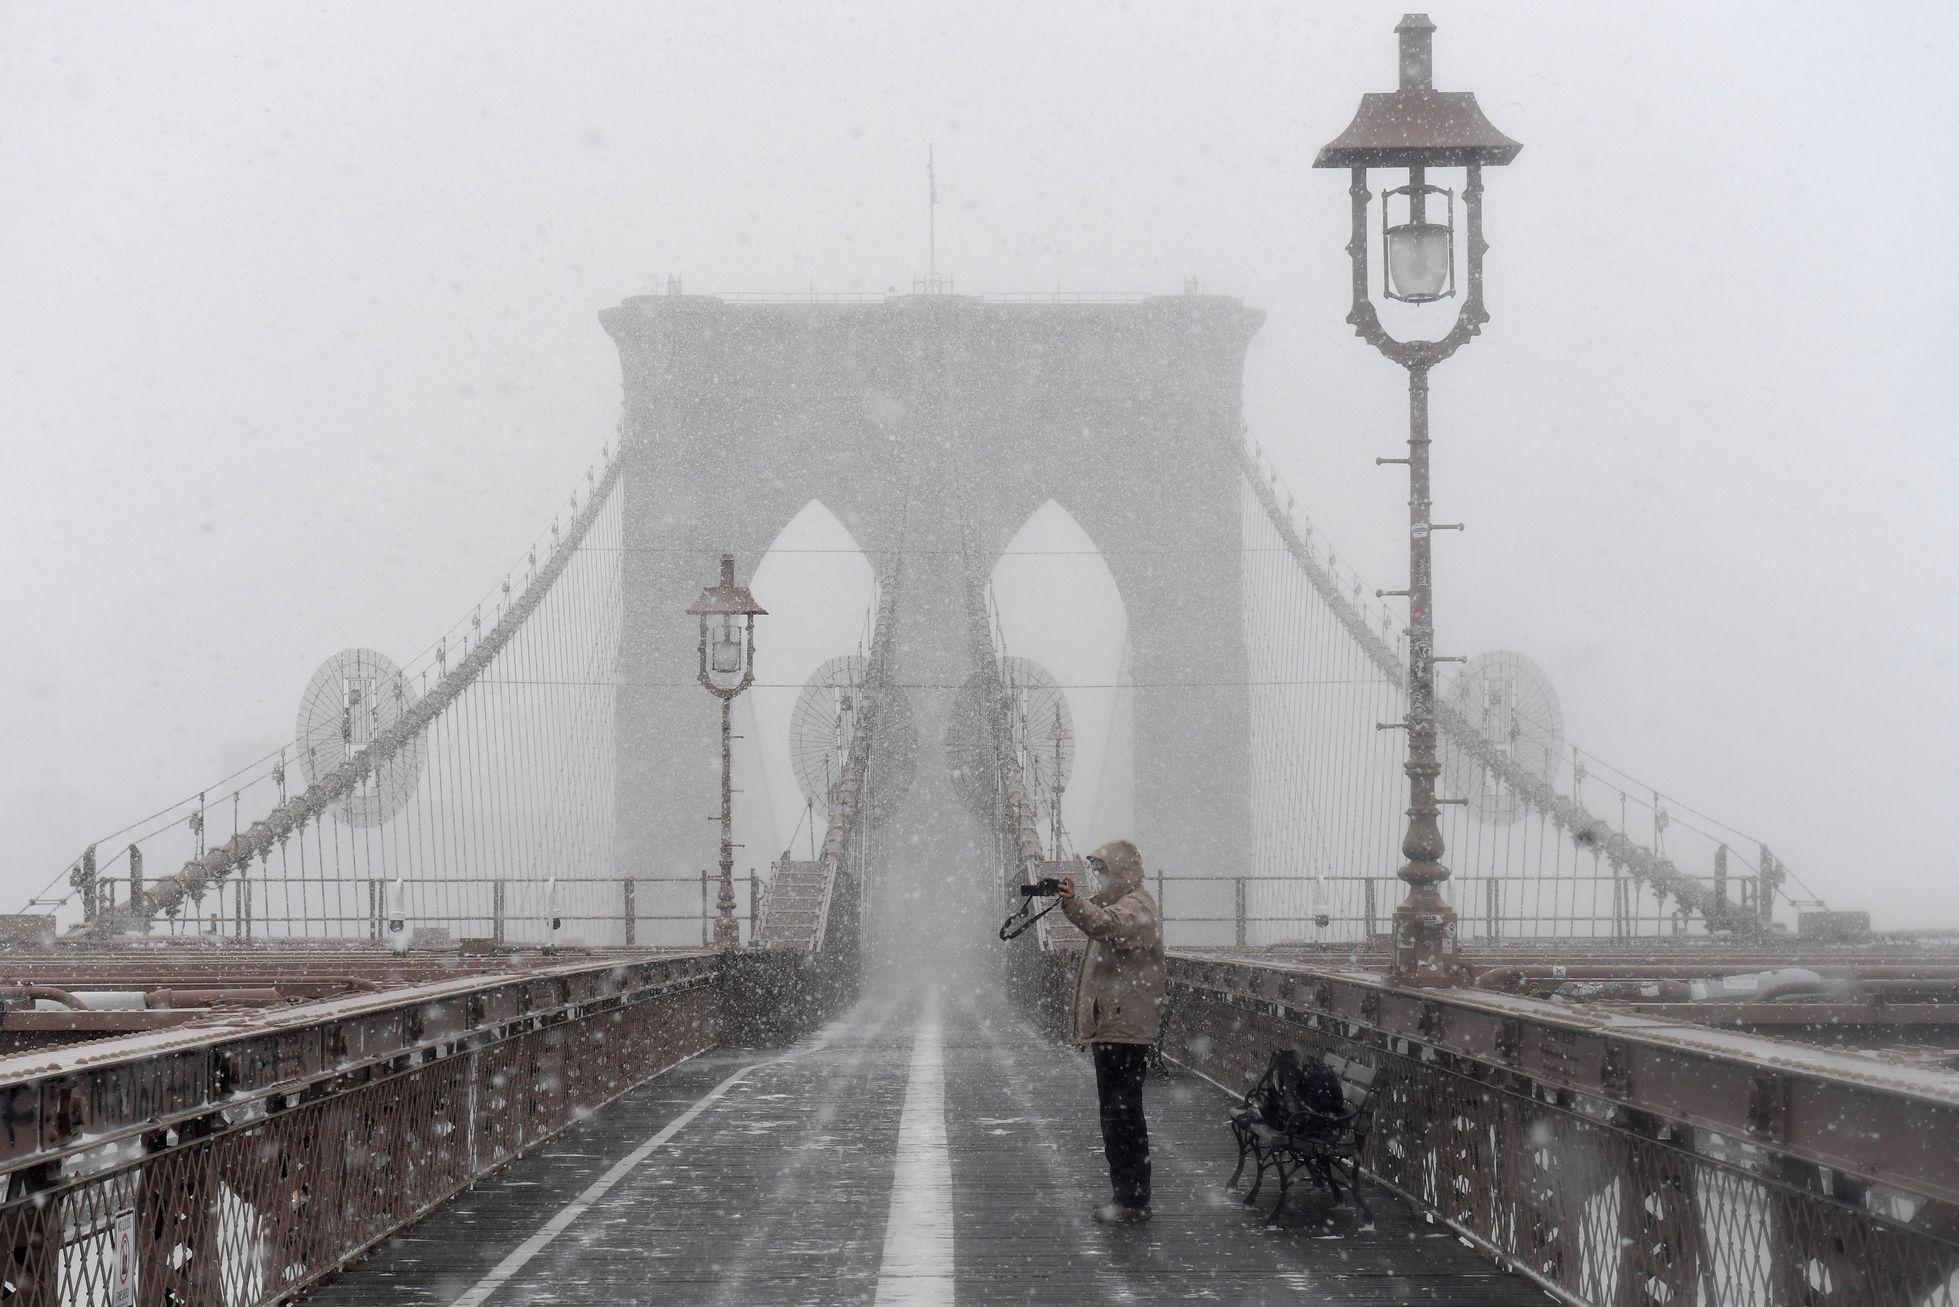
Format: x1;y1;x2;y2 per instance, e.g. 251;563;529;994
110;1207;136;1307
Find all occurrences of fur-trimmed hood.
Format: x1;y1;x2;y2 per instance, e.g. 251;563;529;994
1088;839;1145;902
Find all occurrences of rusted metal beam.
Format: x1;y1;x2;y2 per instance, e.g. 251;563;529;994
1469;961;1959;980
0;1010;212;1033
0;943;690;991
1618;1002;1959;1027
141;987;285;1008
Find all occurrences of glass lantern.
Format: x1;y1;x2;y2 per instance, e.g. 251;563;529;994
686;554;767;698
1382;181;1456;304
710;614;743;677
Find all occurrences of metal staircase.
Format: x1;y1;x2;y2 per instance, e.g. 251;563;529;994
753;860;831;952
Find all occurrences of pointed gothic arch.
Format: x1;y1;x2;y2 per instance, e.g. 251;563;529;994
604;293;1260;911
988;500;1129;854
746;500;880;859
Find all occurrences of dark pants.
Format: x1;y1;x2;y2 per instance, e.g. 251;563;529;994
1091;1042;1151;1208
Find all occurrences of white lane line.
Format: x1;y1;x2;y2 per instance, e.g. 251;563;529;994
874;989;955;1306
447;1007;850;1307
447;1057;761;1307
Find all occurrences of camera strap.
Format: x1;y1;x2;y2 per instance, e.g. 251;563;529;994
998;896;1062;941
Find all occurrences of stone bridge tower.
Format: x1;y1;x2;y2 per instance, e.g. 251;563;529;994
601;292;1263;937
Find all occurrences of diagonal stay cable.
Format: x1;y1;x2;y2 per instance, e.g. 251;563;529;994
143;452;627;916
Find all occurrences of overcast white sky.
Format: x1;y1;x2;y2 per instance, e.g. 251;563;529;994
3;2;1956;927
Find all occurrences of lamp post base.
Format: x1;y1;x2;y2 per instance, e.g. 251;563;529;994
1389;890;1460;987
714;875;741;951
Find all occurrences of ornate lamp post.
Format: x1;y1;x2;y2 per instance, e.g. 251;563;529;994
1315;14;1520;986
687;554;767;950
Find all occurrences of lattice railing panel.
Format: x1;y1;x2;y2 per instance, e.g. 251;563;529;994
1163;973;1959;1307
0;974;716;1305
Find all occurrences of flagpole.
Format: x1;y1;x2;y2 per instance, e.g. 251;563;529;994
928;144;937;285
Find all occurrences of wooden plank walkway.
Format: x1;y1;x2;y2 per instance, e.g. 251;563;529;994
305;985;1547;1305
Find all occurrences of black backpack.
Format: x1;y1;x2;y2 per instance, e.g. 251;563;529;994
1257;1049;1345;1139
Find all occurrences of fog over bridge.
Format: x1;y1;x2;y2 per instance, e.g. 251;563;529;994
5;13;1958;1307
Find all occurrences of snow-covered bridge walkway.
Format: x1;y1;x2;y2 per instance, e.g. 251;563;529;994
304;986;1538;1306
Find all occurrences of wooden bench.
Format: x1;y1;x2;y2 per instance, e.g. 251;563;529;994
1227;1049;1379;1224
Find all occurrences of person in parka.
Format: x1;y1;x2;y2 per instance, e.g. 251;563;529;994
1058;838;1165;1223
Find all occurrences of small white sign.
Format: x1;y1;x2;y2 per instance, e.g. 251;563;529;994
110;1207;136;1307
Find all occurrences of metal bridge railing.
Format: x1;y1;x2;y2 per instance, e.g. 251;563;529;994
1141;872;1769;949
1172;955;1959;1307
696;289;1159;305
55;873;766;949
1011;948;1959;1307
0;953;720;1307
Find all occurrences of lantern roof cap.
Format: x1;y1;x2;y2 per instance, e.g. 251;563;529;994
687;554;768;616
1314;13;1520;169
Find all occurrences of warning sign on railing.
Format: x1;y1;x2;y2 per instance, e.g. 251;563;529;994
110;1207;136;1307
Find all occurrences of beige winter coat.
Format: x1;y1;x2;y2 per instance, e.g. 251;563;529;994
1060;839;1165;1046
